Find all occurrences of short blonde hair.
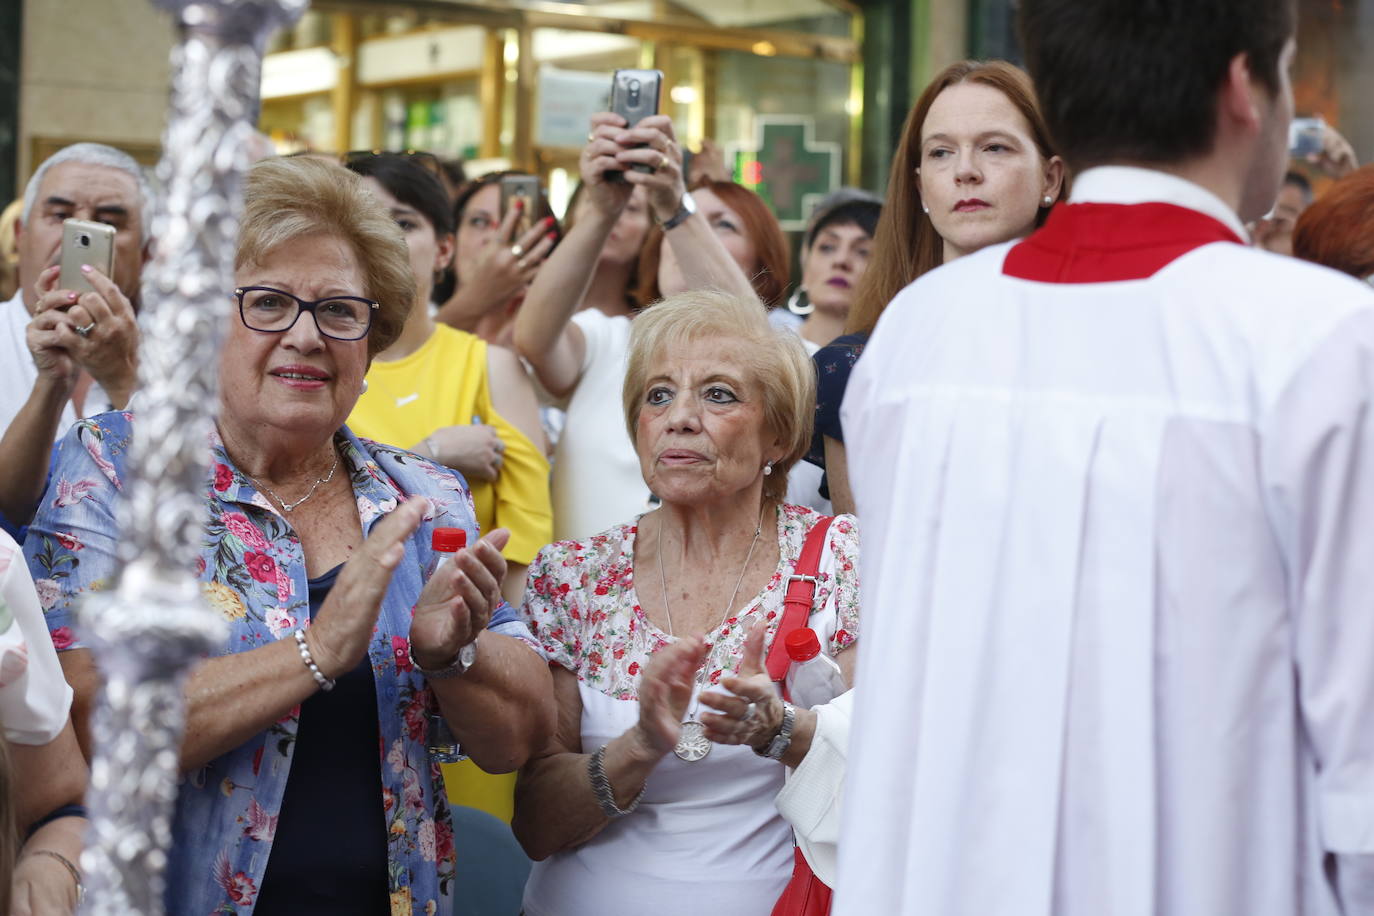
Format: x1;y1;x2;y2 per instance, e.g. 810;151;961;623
237;157;414;357
623;288;815;504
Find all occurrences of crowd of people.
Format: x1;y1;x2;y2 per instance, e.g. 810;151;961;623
2;0;1373;913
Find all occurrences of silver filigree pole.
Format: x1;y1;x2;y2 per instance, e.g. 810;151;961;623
77;2;305;913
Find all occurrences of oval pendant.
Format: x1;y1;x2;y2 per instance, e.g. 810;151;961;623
673;720;711;762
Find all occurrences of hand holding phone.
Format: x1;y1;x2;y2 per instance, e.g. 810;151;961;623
59;219;116;295
607;69;663;181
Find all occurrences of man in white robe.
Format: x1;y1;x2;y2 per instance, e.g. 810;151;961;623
836;1;1374;913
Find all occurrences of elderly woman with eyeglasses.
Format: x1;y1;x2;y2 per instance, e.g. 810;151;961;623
23;156;555;916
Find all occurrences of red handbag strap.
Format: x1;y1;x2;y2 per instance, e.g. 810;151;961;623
765;516;836;688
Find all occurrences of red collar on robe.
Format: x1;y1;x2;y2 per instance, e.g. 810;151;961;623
1003;202;1245;284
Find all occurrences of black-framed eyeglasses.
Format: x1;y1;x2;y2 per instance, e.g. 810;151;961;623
233;286;379;341
343;149;443;179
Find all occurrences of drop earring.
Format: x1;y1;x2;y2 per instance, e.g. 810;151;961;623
361;379;369;394
763;460;774;476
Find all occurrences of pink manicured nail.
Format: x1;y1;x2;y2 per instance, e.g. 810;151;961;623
80;264;92;273
68;292;78;301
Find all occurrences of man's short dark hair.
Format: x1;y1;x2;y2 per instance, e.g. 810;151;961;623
1018;0;1296;171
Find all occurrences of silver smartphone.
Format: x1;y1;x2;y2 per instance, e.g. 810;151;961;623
608;68;663;180
59;219;116;294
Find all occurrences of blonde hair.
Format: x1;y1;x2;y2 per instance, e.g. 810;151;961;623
623;288;815;504
238;157;415;357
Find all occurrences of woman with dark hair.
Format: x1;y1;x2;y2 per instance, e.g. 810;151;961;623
1292;164;1374;281
783;192;882;354
435;171;561;348
513;113;760;542
816;59;1065;514
345;154;551;609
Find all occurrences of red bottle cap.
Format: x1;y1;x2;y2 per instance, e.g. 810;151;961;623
785;628;822;662
431;527;467;553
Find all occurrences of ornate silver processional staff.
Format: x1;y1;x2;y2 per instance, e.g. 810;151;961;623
76;2;305;912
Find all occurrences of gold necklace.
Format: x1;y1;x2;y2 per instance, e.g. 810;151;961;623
656;504;767;762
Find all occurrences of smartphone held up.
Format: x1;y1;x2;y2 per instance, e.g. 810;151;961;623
607;68;663;182
499;174;542;239
59;219;115;295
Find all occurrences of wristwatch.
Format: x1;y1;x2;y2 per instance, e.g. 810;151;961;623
409;638;478;679
659;191;697;231
753;701;797;760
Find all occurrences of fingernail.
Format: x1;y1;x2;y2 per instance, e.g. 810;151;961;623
542;216;555;227
68;292;78;301
546;232;557;242
80;264;91;273
514;199;525;210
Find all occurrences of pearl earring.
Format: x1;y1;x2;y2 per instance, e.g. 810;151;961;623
921;204;930;215
1042;195;1054;206
763;460;774;476
361;379;369;393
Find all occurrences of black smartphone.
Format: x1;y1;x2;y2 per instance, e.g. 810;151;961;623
607;68;663;181
500;174;541;239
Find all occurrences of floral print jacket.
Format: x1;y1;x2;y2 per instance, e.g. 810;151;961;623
25;411;537;916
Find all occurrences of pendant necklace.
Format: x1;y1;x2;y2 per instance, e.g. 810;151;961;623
657;504;766;762
244;449;340;513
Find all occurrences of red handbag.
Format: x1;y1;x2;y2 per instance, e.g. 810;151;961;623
765;516;836;916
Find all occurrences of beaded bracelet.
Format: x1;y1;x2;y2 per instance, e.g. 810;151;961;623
294;629;335;692
587;744;645;818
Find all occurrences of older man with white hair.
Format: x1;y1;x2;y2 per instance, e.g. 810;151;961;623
0;143;152;532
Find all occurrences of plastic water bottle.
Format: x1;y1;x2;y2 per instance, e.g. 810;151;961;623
425;527;467;763
783;628;847;709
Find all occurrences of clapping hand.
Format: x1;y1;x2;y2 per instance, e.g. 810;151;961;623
699;622;784;750
632;634;708;758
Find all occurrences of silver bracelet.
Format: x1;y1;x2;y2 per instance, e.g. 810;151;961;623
24;849;84;903
294;628;335;692
588;744;645;818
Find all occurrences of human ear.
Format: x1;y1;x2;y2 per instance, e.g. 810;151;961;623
1220;51;1265;137
1041;156;1066;204
434;231;456;274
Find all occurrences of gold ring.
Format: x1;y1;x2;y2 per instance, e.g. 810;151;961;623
587;132;596;142
510;244;524;258
658;152;670;170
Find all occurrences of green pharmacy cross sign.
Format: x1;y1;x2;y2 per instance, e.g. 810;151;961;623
730;117;842;231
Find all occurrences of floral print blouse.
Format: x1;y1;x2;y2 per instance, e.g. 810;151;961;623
25;411;537;916
522;504;860;700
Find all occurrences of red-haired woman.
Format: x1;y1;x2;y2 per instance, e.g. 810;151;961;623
1292;164;1374;281
814;59;1066;514
513;113;763;542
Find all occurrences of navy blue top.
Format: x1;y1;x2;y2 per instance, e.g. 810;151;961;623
254;563;390;914
807;332;869;498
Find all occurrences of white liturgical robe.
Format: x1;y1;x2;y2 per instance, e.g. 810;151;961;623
836;167;1374;915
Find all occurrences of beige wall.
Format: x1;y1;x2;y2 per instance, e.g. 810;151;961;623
18;0;174;193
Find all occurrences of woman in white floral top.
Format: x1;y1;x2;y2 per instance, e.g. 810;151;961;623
513;288;860;916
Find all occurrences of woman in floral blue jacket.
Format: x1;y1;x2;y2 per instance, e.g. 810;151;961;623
24;156;555;915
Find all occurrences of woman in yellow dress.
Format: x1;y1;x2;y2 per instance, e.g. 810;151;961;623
346;155;554;822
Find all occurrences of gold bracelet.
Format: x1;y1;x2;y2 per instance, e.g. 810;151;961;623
24;849;84;902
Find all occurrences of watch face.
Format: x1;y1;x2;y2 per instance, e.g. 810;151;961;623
458;641;478;670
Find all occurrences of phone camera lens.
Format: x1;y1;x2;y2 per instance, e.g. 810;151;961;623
628;79;640;92
78;234;90;248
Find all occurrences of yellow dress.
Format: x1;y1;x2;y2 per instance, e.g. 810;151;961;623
349;324;552;821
